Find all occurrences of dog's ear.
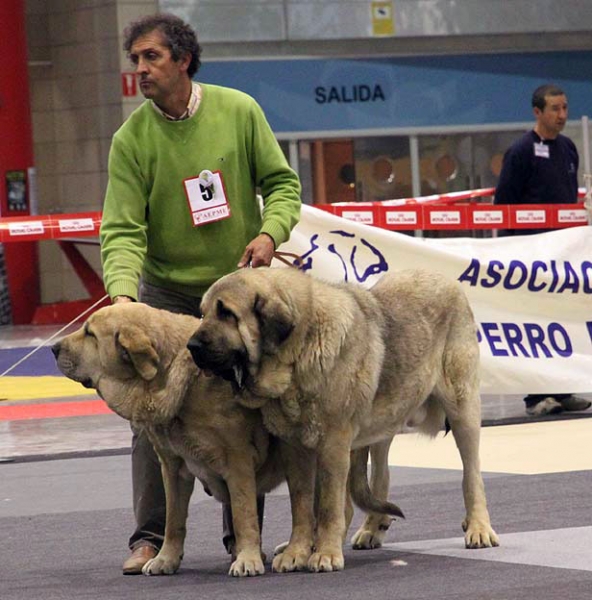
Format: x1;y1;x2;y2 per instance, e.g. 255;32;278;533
253;293;294;354
116;326;159;381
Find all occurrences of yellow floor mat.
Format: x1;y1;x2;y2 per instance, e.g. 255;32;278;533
0;376;97;402
389;419;592;475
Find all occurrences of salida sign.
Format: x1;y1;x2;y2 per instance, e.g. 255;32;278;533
314;83;385;104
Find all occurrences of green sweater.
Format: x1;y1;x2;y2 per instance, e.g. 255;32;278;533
100;84;301;300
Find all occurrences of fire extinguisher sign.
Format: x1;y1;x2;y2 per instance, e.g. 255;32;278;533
121;72;138;97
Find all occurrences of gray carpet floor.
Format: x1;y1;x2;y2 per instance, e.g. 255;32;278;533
2;458;591;600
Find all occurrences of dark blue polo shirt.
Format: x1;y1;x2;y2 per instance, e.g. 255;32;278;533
494;129;578;235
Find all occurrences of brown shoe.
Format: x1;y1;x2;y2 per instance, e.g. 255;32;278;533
122;545;158;575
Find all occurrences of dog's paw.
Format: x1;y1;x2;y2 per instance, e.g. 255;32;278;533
272;544;311;572
142;554;181;576
463;518;500;549
228;550;265;577
351;528;385;549
351;513;392;550
307;549;344;572
351;517;391;549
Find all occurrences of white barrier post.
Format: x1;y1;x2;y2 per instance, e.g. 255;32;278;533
582;115;592;225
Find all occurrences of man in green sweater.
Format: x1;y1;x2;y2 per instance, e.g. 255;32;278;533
100;13;301;574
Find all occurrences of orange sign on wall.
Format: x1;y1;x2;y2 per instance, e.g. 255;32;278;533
121;72;138;97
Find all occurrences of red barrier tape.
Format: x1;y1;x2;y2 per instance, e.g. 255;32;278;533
320;202;588;230
0;212;102;243
0;191;589;241
318;188;589;230
372;187;497;206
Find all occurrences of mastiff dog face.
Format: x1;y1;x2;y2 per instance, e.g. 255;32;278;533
53;303;284;577
188;267;499;573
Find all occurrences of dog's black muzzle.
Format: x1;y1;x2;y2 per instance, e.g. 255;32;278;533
187;335;217;371
187;335;248;390
51;341;94;389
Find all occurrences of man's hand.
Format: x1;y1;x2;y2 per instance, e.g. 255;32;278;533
113;295;134;304
238;233;275;268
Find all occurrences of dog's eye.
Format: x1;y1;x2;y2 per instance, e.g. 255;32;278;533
216;300;236;321
84;324;96;339
114;331;132;363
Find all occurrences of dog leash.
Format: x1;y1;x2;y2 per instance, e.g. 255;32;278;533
0;255;303;379
0;293;110;378
273;250;305;270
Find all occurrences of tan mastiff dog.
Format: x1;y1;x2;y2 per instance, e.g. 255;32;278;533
188;267;499;573
52;303;401;577
53;303;284;577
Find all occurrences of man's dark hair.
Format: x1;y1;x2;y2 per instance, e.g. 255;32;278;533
532;84;566;110
123;13;202;77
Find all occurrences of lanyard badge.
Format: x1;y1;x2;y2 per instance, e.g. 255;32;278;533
533;142;550;159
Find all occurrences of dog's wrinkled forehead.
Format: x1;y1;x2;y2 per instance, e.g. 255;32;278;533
84;311;109;336
88;303;150;330
85;307;121;337
202;271;261;316
80;307;128;345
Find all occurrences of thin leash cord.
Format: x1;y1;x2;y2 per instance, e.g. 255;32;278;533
0;293;109;378
0;253;303;379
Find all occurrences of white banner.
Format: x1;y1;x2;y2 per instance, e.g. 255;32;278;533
274;205;592;395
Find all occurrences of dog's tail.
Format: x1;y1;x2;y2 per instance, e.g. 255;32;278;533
348;447;405;519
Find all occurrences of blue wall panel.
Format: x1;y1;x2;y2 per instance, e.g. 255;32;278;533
198;52;592;134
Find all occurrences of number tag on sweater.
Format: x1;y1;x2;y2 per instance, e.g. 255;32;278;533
184;170;231;226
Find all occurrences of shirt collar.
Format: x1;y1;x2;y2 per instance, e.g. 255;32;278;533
152;82;202;121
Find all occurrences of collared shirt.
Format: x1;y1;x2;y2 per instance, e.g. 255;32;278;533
152;82;202;121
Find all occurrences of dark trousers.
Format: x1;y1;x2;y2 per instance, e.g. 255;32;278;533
129;282;262;552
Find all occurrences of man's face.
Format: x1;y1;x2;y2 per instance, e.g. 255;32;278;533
129;29;189;105
535;94;568;138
